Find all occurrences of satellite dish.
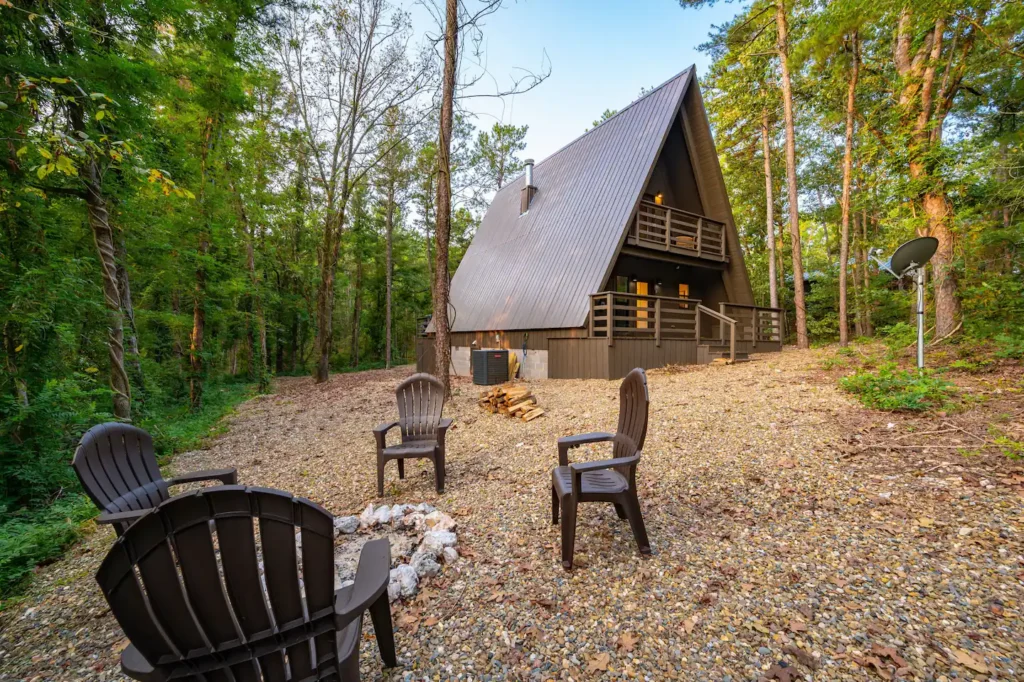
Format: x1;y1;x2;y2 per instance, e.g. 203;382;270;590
890;237;938;278
885;236;938;371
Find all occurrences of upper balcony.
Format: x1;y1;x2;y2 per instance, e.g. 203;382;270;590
627;200;727;262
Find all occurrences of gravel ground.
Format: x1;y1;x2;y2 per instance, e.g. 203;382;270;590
1;348;1022;681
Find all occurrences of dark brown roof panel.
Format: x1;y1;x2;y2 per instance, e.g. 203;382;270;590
448;68;694;332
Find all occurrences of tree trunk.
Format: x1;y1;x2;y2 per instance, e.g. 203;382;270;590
775;0;808;348
385;185;395;369
919;191;958;336
860;207;873;336
852;212;863;337
351;258;363;368
761;110;779;309
190;235;207;410
432;0;458;399
232;181;269;390
838;32;859;346
84;162;131;420
115;234;145;399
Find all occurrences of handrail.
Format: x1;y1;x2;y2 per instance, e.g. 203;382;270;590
718;302;783;313
696;304;736;363
632;200;726;261
638;200;723;226
599;292;701;304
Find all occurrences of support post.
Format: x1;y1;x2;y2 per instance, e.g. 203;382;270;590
696;217;703;257
589;296;595;338
654;298;662;347
695;305;701;342
916;267;925;371
729;322;736;363
607;292;614;347
664;208;672;251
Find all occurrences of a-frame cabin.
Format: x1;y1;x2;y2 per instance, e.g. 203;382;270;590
419;67;783;380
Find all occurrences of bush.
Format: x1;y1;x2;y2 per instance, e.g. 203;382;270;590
839;363;956;412
0;379;254;600
994;332;1024;360
0;496;96;598
880;322;917;356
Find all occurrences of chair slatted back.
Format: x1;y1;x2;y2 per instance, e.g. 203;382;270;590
395;373;444;443
96;487;338;682
73;423;169;515
613;368;649;460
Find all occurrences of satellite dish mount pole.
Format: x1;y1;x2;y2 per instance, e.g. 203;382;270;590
887;236;938;374
914;265;925;372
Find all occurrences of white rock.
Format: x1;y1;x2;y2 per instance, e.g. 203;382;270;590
372;505;392;525
387;579;402;603
387;534;418;560
394;512;426;531
420;530;457;554
359;503;376;528
390;504;413;520
389;564;418;600
958;527;973;536
424;510;456;532
333;516;359;534
441;547;459;564
411;550;442;578
415;503;436;514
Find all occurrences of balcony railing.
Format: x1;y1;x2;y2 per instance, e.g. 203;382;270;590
628;200;727;261
589;293;783;355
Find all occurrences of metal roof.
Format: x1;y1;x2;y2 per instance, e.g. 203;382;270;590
448;67;718;333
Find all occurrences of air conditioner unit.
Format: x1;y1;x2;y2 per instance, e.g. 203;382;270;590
472;349;509;386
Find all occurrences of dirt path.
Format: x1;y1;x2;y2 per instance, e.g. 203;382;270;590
2;350;1021;681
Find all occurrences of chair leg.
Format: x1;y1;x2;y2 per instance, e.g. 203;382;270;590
433;451;445;494
368;590;397;668
377;455;385;497
560;496;577;570
551;486;559;524
397;458;405;480
622;493;651;555
338;642;362;682
614;503;627;520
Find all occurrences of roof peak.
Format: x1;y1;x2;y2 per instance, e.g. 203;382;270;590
518;66;695;180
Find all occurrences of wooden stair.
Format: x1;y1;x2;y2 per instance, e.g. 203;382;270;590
699;343;749;364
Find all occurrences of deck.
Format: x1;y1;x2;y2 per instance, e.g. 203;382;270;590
416;293;783;380
546;293;783;379
627;200;727;262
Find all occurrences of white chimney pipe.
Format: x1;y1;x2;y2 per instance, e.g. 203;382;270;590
524;159;534;187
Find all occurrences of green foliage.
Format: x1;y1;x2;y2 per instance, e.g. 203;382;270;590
879;322;917;356
0;496;96;600
0;380;253;599
839;364;956;412
994;332;1024;360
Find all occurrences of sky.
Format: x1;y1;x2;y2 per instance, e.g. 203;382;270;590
410;0;749;164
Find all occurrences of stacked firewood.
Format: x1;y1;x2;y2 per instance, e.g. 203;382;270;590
478;385;545;422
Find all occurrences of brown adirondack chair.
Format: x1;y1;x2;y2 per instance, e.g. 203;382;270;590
73;422;237;535
373;373;452;496
551;367;651;569
96;485;396;682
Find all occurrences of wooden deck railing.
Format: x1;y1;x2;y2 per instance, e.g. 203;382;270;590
719;303;784;349
589;293;784;356
589;292;700;345
696;304;736;362
628;200;727;261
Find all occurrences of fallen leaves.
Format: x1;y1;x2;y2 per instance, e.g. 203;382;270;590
586;651;611;673
615;632;638;652
681;615;699;634
950;647;989;673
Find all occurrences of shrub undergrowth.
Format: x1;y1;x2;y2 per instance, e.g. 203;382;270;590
839;363;956;412
0;380;254;602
